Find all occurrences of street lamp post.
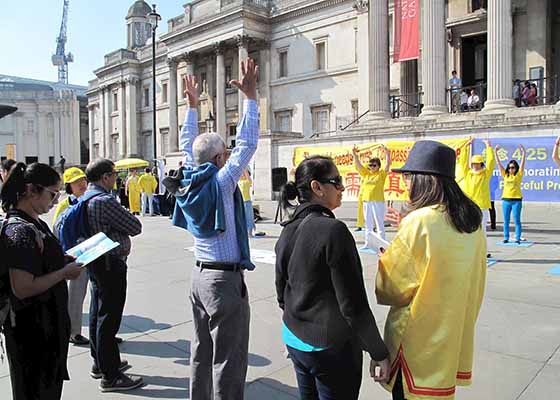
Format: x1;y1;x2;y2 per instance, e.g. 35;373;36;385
147;4;161;165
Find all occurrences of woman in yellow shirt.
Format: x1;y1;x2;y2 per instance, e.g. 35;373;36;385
494;144;526;244
352;145;391;247
460;139;495;257
125;169;141;215
376;140;486;400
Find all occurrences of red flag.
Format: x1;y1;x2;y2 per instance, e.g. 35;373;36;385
393;0;420;62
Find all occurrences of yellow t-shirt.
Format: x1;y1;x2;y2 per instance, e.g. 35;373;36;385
460;146;495;210
358;166;387;202
52;196;71;225
138;174;158;194
501;170;523;199
376;206;486;399
238;178;252;202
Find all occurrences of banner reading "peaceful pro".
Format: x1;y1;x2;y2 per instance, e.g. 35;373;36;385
472;136;560;202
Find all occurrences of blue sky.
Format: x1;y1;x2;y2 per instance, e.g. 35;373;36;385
1;1;182;86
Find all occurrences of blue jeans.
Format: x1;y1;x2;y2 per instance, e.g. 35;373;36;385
502;199;522;241
244;201;255;233
286;338;363;400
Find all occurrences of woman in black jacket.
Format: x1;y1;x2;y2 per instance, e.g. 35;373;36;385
275;155;389;400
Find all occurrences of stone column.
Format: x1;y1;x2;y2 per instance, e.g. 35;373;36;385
215;43;227;140
420;0;447;116
400;59;419;115
97;87;105;157
258;42;272;132
167;58;179;152
237;35;250;116
103;86;112;157
119;81;127;159
88;105;95;161
183;52;195;76
37;111;49;164
368;0;390;119
125;77;138;157
484;0;514;110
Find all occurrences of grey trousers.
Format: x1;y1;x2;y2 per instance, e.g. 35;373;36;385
190;266;250;400
67;268;89;336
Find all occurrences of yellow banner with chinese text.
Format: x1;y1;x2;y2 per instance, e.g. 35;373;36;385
292;138;471;201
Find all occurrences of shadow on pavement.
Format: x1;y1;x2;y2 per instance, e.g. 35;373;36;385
247;377;298;398
82;314;173;333
120;339;189;358
121;375;189;399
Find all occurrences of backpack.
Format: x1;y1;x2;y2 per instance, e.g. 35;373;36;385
0;215;44;362
55;190;104;252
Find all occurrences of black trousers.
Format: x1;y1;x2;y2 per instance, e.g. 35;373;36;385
88;255;127;380
392;369;407;400
489;201;497;230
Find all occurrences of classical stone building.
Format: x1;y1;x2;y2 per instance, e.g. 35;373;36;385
0;75;89;166
88;0;560;199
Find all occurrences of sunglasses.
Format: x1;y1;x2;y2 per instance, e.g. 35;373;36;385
104;171;118;177
508;166;517;170
36;184;61;202
317;175;344;190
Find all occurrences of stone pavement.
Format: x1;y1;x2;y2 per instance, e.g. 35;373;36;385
1;201;560;399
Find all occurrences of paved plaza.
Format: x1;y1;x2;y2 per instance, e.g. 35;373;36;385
1;201;560;399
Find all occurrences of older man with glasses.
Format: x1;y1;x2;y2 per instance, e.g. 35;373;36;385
83;159;143;392
163;59;259;400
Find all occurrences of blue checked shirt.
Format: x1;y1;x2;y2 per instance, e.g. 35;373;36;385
181;99;259;264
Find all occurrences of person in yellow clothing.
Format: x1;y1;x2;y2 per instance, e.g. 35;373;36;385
494;144;526;244
52;167;91;346
239;169;265;237
376;141;486;400
138;167;158;216
125;169;141;215
460;139;495;256
352;144;391;247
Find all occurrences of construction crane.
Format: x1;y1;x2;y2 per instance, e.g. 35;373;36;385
52;0;74;84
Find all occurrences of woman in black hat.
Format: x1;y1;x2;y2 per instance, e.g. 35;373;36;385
375;141;487;400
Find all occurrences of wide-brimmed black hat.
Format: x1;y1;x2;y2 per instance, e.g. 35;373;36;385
392;140;456;178
0;105;17;119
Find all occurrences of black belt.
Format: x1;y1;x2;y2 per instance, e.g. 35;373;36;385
195;261;242;271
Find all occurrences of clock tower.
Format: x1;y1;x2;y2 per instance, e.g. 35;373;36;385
126;1;152;49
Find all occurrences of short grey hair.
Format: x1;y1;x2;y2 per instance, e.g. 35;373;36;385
192;133;226;165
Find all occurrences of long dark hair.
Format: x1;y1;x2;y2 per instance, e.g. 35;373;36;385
406;173;482;233
0;162;61;212
506;159;520;177
280;155;336;210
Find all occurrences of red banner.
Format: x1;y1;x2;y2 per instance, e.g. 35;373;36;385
393;0;420;62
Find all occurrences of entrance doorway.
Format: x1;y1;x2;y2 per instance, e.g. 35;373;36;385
461;33;487;103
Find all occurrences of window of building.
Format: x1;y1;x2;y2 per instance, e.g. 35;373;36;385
181;74;187;98
26;120;34;135
200;72;207;88
113;92;118;112
161;129;169;156
471;0;486;12
111;135;119;160
351;100;359;123
311;105;330;133
162;82;168;104
225;65;232;88
389;14;394;50
49;156;55;166
274;110;292;132
354;28;358;64
315;41;326;71
279;50;288;78
144;87;150;107
94;144;100;159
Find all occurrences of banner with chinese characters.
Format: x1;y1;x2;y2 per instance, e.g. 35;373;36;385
393;0;420;62
472;137;560;202
292;138;471;201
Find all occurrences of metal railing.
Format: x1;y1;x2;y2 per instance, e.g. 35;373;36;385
513;76;559;107
446;82;486;113
390;92;423;118
337;110;370;131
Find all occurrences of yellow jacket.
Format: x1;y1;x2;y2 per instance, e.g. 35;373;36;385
460;146;495;209
358;166;387;202
238;177;252;202
138;174;158;194
376;206;486;400
52;196;71;225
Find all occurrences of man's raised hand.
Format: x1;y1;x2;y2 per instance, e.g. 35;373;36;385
230;58;258;101
183;75;199;108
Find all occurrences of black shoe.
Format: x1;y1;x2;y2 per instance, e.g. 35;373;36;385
116;336;124;344
354;227;362;232
503;239;509;244
99;372;143;392
515;240;521;245
487;253;492;258
70;334;90;346
91;360;130;380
